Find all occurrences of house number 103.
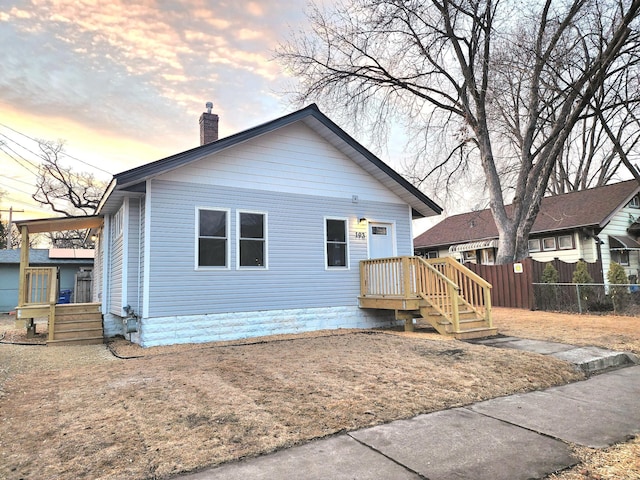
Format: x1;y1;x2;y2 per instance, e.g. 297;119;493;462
355;232;366;239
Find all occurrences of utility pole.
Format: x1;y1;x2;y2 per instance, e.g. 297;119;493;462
0;207;25;249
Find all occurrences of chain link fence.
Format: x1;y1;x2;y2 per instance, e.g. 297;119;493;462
532;283;640;314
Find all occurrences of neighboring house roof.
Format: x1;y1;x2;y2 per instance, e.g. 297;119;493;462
0;249;94;265
97;104;442;218
414;180;640;249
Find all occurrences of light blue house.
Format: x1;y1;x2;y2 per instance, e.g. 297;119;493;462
93;104;442;346
0;248;94;313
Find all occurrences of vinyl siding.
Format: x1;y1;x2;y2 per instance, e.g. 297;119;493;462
109;207;124;315
126;197;141;314
145;179;412;318
529;231;583;263
139;196;145;316
600;204;640;281
156;121;405;205
92;228;103;303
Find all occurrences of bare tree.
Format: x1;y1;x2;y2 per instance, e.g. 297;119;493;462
32;141;105;248
33;141;103;215
548;58;640;193
279;0;640;263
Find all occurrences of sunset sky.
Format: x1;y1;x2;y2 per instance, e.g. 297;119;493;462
0;0;326;221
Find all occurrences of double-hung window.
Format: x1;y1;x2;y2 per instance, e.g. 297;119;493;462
197;208;229;268
238;211;267;268
325;218;348;268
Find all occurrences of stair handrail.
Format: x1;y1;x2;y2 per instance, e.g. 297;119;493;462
412;257;461;332
425;257;493;327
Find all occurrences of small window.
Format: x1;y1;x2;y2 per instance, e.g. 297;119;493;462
198;208;228;268
112;207;124;240
481;249;495;265
528;239;541;253
239;212;266;268
611;250;630;266
426;250;438;259
557;235;573;250
542;237;557;251
463;250;476;262
371;226;387;235
629;195;640;208
326;218;348;268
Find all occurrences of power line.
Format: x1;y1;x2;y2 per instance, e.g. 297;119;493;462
0;122;114;175
0;144;39;175
0;132;42;167
0;174;37;188
0;195;52;212
2;183;34;197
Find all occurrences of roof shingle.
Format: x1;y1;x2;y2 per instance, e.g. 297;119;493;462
414;180;639;248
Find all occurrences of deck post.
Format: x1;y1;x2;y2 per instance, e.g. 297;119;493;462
402;257;412;298
16;226;30;329
449;283;460;332
484;286;493;328
17;226;29;307
47;272;58;342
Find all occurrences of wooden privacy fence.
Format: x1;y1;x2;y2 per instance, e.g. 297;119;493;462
466;257;603;309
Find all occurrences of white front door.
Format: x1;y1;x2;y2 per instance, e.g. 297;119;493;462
369;222;395;259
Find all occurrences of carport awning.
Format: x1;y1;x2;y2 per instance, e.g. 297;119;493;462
449;239;498;253
609;234;640;251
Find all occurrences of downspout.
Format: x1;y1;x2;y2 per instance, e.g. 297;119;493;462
137;198;142;320
102;216;111;315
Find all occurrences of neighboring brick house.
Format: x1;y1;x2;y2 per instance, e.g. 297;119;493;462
414;180;640;282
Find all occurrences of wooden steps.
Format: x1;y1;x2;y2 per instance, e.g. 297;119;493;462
400;299;496;340
360;256;495;340
48;303;104;346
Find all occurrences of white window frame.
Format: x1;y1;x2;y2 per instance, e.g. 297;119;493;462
542;237;557;251
557;234;574;250
237;210;268;270
629;195;640;208
324;217;350;270
112;206;124;240
528;238;541;253
195;207;230;270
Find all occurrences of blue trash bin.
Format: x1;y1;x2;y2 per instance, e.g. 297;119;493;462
58;289;72;304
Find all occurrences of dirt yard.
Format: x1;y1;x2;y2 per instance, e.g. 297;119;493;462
0;308;637;480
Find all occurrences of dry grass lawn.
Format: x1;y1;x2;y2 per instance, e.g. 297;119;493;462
0;308;638;479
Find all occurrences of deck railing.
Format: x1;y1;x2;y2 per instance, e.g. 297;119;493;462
425;257;493;325
22;267;57;306
360;256;492;330
20;267;58;340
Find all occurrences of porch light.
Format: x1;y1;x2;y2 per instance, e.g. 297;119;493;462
359;217;367;223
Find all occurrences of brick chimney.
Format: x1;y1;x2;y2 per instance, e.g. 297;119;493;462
199;101;219;145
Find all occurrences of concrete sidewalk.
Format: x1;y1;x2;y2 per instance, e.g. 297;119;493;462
176;344;640;480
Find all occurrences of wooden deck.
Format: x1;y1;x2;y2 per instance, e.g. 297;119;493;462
15;266;103;346
359;256;496;339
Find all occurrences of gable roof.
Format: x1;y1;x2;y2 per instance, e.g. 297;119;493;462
98;104;442;218
414;180;640;249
